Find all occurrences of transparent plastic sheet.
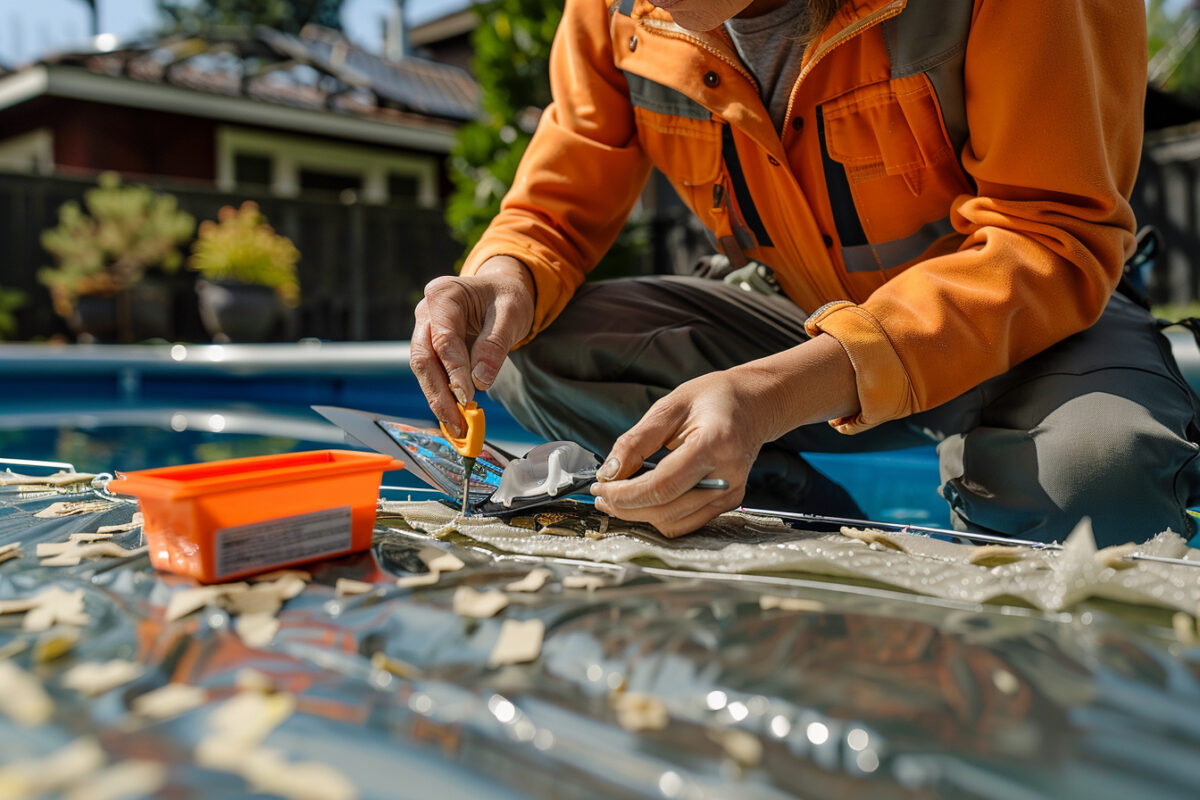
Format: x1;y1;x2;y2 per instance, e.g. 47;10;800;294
2;487;1200;798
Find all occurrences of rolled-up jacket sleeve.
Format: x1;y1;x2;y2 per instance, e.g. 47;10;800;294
461;0;651;343
805;0;1145;434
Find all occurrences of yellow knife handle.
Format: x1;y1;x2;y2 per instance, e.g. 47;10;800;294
440;402;486;459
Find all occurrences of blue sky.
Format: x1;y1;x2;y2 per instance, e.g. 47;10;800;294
0;0;473;67
0;0;1186;69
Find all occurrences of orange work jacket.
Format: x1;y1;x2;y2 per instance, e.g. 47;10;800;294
461;0;1146;434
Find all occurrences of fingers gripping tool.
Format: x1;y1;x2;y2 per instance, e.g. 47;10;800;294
440;402;486;514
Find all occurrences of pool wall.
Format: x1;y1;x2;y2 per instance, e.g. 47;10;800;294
6;333;1200;529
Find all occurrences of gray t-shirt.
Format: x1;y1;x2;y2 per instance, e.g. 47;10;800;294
724;1;811;133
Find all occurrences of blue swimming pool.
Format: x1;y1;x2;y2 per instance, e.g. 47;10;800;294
6;341;1200;800
0;341;951;526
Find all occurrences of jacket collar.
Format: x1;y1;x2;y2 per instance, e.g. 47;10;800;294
626;0;909;51
620;0;909;153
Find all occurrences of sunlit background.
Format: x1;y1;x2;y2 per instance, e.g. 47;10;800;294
0;0;470;66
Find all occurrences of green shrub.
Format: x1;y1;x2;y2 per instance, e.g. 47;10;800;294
189;201;301;306
446;0;647;277
446;0;561;253
38;172;196;329
0;286;26;341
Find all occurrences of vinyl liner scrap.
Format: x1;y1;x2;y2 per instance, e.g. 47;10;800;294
385;499;1200;615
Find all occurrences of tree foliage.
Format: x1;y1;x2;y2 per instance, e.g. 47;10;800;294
1148;0;1200;97
157;0;344;35
446;0;561;253
189;201;301;306
38;173;196;342
0;287;25;341
446;0;649;276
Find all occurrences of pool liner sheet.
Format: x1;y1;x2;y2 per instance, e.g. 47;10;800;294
4;485;1200;798
390;500;1200;616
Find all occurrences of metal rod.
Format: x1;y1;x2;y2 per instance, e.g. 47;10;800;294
589;478;730;493
373;494;1200;570
460;456;475;515
1127;552;1200;569
738;507;1200;570
0;457;77;473
737;507;1063;551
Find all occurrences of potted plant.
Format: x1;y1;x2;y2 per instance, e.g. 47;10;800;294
0;286;26;341
189;201;300;343
38;173;195;343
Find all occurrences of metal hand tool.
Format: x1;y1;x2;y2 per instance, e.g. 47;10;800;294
440;401;486;514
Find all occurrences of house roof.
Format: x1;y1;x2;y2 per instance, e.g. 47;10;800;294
0;26;479;152
410;8;479;48
255;27;479;121
410;0;476;28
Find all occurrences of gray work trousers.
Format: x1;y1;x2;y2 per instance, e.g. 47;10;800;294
489;276;1200;546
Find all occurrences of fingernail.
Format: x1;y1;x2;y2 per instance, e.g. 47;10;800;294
597;457;620;482
444;419;463;438
588;482;600;496
472;363;496;388
451;385;468;406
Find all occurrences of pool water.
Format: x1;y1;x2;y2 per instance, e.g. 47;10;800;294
5;343;1200;798
0;394;950;527
21;337;1200;536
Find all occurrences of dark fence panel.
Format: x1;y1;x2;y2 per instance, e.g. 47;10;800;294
1133;126;1200;306
14;150;1187;345
0;171;463;342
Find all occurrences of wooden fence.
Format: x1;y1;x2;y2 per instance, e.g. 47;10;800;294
0;171;464;343
4;144;1197;343
1132;123;1200;306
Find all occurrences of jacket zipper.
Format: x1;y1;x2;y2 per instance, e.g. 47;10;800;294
781;1;906;135
776;0;906;297
639;2;908;294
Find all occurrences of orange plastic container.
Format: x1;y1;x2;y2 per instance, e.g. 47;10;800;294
107;450;403;583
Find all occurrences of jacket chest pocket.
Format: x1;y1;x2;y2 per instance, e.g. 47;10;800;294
634;107;722;189
625;71;722;191
820;74;973;247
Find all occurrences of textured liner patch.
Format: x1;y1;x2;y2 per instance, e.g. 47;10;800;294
390;500;1200;616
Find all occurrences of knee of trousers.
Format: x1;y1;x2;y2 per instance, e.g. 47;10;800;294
486;348;641;453
487;340;588;416
486;353;526;411
939;391;1199;546
486;350;551;430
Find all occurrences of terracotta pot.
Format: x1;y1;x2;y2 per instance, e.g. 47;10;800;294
196;279;283;343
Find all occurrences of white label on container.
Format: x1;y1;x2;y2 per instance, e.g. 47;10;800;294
215;506;353;579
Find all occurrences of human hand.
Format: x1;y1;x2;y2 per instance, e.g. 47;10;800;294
588;369;774;537
411;256;535;437
589;333;859;537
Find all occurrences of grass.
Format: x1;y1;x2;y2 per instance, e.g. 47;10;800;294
1153;303;1200;322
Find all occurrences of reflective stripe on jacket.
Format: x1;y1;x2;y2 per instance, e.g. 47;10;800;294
461;0;1146;433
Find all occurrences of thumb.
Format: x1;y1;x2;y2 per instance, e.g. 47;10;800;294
597;400;685;482
468;297;525;390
